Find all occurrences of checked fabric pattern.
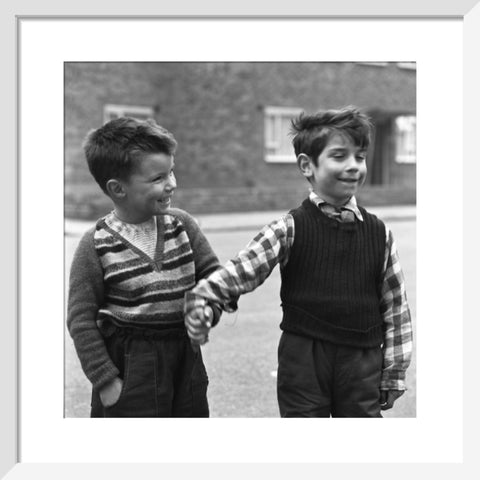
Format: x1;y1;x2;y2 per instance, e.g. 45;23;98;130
190;192;413;391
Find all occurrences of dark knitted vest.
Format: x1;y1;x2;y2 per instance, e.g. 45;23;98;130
280;199;386;347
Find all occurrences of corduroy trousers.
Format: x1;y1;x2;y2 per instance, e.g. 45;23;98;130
90;324;209;418
277;331;383;417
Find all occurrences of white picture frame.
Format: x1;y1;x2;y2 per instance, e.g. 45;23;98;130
3;0;479;477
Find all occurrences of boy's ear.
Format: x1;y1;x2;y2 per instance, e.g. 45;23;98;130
106;179;126;199
297;153;314;180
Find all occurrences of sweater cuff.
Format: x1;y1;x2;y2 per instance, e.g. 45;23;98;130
192;279;238;313
208;302;223;327
90;363;120;391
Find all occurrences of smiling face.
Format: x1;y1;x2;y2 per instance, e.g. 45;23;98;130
115;152;177;223
300;133;367;206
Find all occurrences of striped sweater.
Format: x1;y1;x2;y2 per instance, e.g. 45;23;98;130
67;208;220;390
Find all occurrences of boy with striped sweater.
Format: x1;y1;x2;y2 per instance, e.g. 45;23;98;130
67;117;221;417
185;106;413;417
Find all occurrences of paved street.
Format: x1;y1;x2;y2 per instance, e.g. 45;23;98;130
64;208;416;418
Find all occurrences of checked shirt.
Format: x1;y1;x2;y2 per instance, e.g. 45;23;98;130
191;192;413;391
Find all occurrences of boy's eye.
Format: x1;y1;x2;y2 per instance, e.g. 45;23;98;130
153;170;174;182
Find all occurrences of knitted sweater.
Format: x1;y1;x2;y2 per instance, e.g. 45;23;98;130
280;199;386;347
67;208;220;390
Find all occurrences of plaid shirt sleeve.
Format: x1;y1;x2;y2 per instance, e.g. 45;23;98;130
379;226;413;391
191;214;294;312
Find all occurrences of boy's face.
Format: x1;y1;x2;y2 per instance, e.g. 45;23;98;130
120;152;176;223
304;134;367;206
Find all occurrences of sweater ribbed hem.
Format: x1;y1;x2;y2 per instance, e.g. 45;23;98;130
280;304;384;348
97;310;185;331
90;363;121;391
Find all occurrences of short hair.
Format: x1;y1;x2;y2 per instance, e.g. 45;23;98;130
290;106;374;164
83;117;178;194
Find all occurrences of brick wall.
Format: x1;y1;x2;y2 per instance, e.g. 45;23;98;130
65;183;416;220
65;62;416;220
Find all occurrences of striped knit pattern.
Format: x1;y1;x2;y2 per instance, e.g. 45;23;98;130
95;212;195;329
67;208;221;390
280;198;386;347
105;214;158;259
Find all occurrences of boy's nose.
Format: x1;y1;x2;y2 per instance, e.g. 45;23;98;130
167;174;177;190
345;155;359;170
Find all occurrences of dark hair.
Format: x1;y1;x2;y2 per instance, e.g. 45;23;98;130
290;106;374;165
83;117;177;194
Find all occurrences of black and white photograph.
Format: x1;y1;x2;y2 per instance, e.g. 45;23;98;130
7;8;475;476
64;61;417;418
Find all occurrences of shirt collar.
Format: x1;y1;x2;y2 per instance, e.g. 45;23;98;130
308;190;364;222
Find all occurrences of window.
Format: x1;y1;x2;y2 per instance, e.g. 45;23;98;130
264;106;303;163
357;62;416;70
394;115;416;163
357;62;389;67
397;62;416;70
103;104;155;124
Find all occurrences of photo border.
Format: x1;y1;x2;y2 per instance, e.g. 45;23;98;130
3;0;478;478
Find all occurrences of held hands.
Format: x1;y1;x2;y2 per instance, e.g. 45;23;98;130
185;304;213;346
379;389;405;410
99;376;123;408
184;291;213;347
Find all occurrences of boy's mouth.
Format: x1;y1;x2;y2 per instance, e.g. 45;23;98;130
158;196;172;205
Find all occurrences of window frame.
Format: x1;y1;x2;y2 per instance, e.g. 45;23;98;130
103;104;155;124
393;114;417;164
264;106;303;163
396;62;416;70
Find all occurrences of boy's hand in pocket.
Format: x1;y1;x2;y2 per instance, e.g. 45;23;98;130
379;389;405;410
99;376;123;407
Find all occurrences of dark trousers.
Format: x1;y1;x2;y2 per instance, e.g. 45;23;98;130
90;325;209;418
277;332;383;417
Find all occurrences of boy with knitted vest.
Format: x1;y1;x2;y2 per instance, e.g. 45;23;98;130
67;117;221;417
185;106;413;417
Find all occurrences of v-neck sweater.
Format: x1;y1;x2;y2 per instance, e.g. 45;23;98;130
67;208;220;390
105;213;158;259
